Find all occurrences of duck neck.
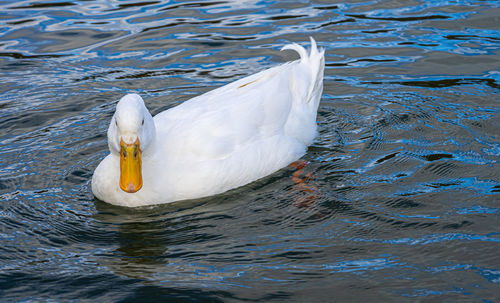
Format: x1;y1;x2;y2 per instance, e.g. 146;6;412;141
141;135;157;160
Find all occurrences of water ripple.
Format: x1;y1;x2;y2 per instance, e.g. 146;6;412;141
0;0;499;302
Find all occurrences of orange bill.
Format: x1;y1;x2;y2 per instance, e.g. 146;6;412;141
119;138;143;193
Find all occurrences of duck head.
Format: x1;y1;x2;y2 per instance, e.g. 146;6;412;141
108;94;155;193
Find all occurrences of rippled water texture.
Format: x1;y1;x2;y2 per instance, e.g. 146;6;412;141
1;0;499;301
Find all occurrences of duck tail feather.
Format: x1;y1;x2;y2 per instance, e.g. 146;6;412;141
281;37;324;64
281;38;325;107
305;37;325;106
281;42;309;63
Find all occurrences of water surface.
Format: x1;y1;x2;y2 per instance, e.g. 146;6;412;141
0;0;499;302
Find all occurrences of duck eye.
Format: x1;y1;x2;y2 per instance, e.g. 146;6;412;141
115;120;118;126
141;119;144;126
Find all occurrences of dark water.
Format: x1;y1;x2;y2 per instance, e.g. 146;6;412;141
1;0;499;301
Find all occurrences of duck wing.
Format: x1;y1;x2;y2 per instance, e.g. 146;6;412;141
155;38;325;164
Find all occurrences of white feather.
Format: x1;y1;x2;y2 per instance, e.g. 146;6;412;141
92;38;325;207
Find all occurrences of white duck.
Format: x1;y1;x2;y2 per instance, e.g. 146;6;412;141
92;38;325;207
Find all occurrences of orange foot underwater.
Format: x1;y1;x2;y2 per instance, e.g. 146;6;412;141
288;160;319;209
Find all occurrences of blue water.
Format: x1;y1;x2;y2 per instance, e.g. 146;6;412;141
0;0;499;302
